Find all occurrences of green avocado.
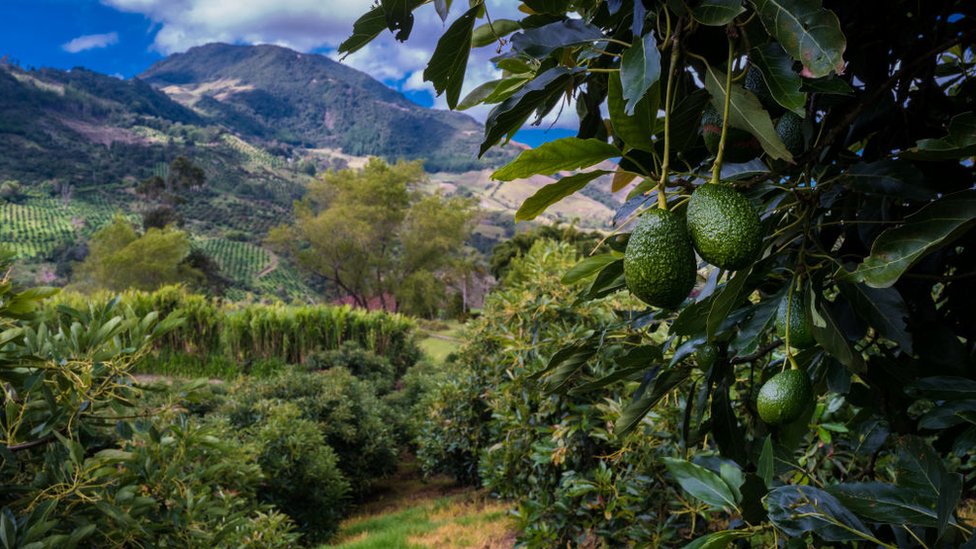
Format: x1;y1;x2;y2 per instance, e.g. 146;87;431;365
694;343;719;370
744;66;784;117
757;369;813;426
686;184;764;270
624;209;697;309
701;105;763;163
776;112;804;156
775;290;817;349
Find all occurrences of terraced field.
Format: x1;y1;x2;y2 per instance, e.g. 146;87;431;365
196;237;272;283
0;195;130;259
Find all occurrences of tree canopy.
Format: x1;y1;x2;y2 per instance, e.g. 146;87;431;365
348;0;976;545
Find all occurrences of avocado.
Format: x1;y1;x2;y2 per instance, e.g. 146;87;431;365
701;104;763;163
624;209;697;309
776;112;804;156
744;66;784;117
694;343;719;370
775;290;817;349
757;369;813;425
686;184;764;270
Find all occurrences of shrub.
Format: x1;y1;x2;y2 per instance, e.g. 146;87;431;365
225;368;398;497
246;403;349;543
304;341;395;393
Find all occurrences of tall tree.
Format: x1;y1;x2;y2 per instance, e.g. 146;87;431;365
269;158;477;314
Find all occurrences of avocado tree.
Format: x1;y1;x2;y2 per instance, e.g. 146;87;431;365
346;0;976;546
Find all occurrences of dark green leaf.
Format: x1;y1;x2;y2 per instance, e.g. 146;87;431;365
562;254;621;284
704;65;793;161
692;0;746;25
514;170;611;221
937;473;963;538
339;7;388;56
902;112;976;161
758;435;774;486
620;32;662;115
707;267;753;342
472;19;521;47
850;190;976;288
767;485;872;543
729;292;779;357
608;72;658;152
896;436;945;493
480;66;580;155
711;380;748;465
541;343;600;393
381;0;415;41
583;258;627;300
616;366;692;435
494;138;618;180
811;296;865;373
918;400;976;430
837;282;912;352
672;295;715;337
842;160;935;201
663;457;740;510
749;0;847;78
828;482;944;527
423;6;479;109
906;376;976;400
457;79;504;110
682;530;753;549
510;19;604;58
800;75;852;94
750;43;807;115
522;0;572;14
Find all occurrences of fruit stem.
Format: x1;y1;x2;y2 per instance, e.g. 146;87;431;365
709;36;736;185
657;34;682;210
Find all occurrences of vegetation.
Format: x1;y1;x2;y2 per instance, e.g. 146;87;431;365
352;0;976;546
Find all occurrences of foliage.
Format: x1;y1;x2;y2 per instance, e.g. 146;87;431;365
488;224;608;280
272;158;478;317
224;369;399;498
304;341;396;394
355;1;976;546
70;215;205;292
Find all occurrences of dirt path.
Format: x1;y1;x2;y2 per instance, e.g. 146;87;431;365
256;250;280;279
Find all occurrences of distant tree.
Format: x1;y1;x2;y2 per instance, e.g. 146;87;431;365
136;175;166;199
167;156;206;193
0;179;24;202
488;224;609;280
72;216;203;292
142;205;183;230
269;158;477;314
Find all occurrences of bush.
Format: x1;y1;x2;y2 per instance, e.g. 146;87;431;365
225;369;398;497
246;403;349;543
304;341;395;393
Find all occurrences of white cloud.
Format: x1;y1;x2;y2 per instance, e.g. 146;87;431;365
62;32;120;53
99;0;579;127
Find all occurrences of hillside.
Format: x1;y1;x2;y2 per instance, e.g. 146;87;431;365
0;44;619;297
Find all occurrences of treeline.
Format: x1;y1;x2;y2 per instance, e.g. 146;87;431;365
46;285;419;375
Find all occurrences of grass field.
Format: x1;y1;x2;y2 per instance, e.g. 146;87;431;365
321;458;513;549
416;320;464;363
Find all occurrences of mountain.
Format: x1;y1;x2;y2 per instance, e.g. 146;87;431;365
139;43;513;172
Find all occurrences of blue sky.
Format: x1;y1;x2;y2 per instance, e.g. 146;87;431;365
0;0;577;147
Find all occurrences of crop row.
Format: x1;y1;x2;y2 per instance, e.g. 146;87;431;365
195;237;272;282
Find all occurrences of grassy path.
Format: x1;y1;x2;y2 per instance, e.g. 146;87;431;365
320;458;515;549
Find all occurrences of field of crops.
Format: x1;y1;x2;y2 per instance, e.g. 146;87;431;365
0;194;130;259
195;237;271;282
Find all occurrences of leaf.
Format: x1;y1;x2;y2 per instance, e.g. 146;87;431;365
540;343;599;393
938;473;963;538
750;42;806;115
918;400;976;430
828;482;946;528
850;190;976;288
434;0;451;21
611;168;640;192
339;6;388;56
707;267;753;342
682;530;753;549
620;32;662;115
692;0;746;25
514;170;611;221
800;75;852;94
616;366;692;435
457;79;502;110
582;258;627;300
663;457;740;511
510;19;605;58
729;293;779;358
902;112;976;161
906;376;976;400
749;0;847;78
562;254;621;284
472;19;521;47
608;72;658;152
711;380;748;465
842;160;935;201
704;65;793;161
493;138;619;180
811;296;865;373
423;6;478;110
758;436;774;486
896;436;945;493
381;0;415;41
767;485;873;543
480;67;580;156
837;282;912;352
